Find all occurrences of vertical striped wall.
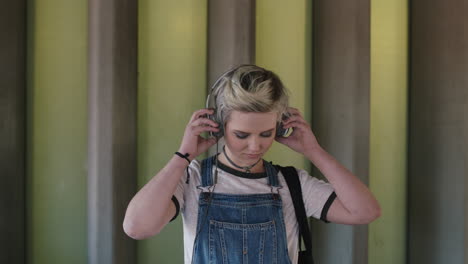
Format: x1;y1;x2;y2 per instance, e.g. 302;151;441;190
369;0;408;263
137;1;207;263
7;0;466;263
26;0;88;263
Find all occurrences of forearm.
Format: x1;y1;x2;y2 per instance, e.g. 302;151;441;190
123;155;187;238
305;146;380;220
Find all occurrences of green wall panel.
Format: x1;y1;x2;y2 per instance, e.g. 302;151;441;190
256;0;312;171
369;0;408;263
26;0;88;263
137;1;207;263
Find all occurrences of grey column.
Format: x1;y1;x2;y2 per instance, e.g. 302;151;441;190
88;0;137;264
207;0;255;153
207;0;255;86
0;1;26;264
408;1;468;263
311;1;370;263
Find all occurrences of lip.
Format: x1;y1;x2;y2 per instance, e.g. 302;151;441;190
245;153;262;159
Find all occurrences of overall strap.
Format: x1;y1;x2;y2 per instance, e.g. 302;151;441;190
264;161;280;187
276;165;314;264
200;155;216;187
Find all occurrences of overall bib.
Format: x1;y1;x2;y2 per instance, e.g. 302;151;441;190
192;156;292;264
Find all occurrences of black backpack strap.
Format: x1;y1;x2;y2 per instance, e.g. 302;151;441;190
275;165;314;264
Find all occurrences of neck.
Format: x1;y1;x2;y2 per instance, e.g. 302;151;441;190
219;146;264;173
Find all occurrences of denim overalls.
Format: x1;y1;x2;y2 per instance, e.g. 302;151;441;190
192;156;292;264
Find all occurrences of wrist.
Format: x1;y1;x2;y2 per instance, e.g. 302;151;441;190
171;154;191;170
304;144;325;161
177;147;195;160
175;151;191;163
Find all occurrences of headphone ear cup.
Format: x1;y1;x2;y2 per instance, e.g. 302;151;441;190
276;123;289;137
207;112;224;138
276;112;291;137
215;125;224;138
206;91;223;138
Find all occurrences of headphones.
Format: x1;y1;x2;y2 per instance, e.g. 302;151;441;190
205;65;291;138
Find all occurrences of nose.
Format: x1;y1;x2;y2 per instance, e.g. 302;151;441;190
248;137;261;152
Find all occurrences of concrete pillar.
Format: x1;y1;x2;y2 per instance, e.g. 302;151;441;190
0;1;26;263
207;0;255;86
408;1;468;263
311;0;370;263
88;0;137;263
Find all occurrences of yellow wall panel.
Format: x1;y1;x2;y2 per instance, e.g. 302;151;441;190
369;0;408;263
27;0;88;263
137;1;207;263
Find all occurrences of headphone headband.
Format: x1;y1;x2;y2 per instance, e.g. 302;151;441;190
205;65;291;138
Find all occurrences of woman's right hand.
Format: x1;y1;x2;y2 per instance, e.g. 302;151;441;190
177;108;220;160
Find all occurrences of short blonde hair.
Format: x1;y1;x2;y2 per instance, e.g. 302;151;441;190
211;64;289;125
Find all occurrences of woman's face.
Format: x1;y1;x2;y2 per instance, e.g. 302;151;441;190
223;110;278;166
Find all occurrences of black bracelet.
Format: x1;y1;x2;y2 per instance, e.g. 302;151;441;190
175;152;191;164
175;152;191;184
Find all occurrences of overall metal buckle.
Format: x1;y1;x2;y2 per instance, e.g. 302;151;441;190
270;185;282;199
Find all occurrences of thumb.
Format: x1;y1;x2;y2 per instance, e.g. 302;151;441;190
275;136;287;145
200;137;217;151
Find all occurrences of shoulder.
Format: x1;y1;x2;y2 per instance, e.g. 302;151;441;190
273;164;329;188
185;157;215;183
271;163;310;180
189;155;218;170
188;158;202;171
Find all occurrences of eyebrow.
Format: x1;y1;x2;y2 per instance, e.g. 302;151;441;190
233;128;275;134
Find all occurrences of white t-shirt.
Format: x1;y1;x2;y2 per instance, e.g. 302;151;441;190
172;159;335;264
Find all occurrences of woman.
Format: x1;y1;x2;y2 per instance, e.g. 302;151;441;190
123;65;381;264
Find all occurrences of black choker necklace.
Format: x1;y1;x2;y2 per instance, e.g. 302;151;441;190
222;146;262;173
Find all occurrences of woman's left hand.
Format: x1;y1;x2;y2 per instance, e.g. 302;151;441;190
275;107;321;155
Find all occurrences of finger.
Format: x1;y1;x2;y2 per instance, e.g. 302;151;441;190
286;107;303;117
191;117;219;128
283;115;307;125
199;136;218;150
190;108;215;122
192;125;220;135
282;120;309;130
283;114;302;122
275;135;289;145
195;110;215;120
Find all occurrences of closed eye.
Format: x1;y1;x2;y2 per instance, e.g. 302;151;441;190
260;132;273;138
233;130;274;139
235;133;248;139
